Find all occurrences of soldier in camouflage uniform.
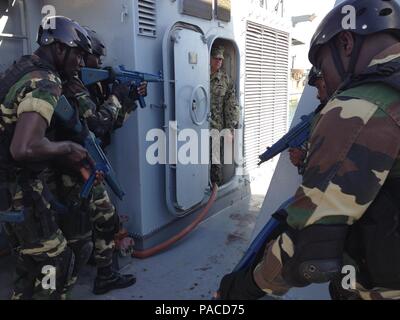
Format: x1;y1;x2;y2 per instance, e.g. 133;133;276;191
54;27;147;295
217;0;400;300
289;67;327;171
0;16;92;299
210;46;240;186
82;28;147;145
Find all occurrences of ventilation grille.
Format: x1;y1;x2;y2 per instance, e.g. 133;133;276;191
244;21;290;172
137;0;157;37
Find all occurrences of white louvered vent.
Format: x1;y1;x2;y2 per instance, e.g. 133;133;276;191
137;0;157;37
244;21;289;172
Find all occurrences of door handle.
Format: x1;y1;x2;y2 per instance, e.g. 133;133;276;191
190;85;209;126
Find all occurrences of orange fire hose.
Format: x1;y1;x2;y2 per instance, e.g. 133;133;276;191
132;183;219;259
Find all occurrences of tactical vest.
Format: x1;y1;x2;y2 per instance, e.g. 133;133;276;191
0;55;55;104
0;55;56;140
338;60;400;289
0;55;56;211
87;82;106;107
87;82;113;148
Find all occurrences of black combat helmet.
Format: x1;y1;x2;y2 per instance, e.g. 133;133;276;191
37;16;92;54
308;66;323;87
83;27;106;57
309;0;400;79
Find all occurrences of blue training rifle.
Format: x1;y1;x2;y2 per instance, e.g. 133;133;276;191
258;111;315;166
80;65;164;108
54;95;125;200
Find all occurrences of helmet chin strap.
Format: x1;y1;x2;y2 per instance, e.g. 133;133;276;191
83;53;89;67
61;46;72;78
329;34;365;84
52;43;72;78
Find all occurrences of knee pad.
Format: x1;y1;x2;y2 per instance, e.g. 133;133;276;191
282;224;348;287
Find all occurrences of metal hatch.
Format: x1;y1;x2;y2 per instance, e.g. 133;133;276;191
163;23;210;213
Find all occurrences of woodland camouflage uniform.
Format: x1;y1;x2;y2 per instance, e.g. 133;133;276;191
210;46;239;185
253;44;400;300
0;55;74;300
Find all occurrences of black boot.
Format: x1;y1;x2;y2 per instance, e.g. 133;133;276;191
93;266;136;295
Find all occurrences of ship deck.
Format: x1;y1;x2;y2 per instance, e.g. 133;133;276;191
0;173;329;300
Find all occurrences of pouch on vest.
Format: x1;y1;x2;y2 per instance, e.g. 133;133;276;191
346;180;400;289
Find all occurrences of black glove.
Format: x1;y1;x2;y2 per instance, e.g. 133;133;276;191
111;81;130;102
112;82;138;116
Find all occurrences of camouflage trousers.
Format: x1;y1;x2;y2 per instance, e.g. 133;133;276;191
5;171;120;300
211;165;223;186
210;131;235;186
210;135;225;186
253;232;400;300
89;182;118;268
3;178;75;300
56;173;118;269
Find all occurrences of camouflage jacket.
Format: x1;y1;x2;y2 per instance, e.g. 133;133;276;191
283;44;400;299
295;103;326;175
284;44;400;230
210;70;239;131
0;55;61;128
47;77;124;199
63;76;122;145
0;55;62;211
0;55;62;174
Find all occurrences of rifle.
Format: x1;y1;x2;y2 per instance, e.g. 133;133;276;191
258;111;315;166
0;175;70;223
233;218;281;272
54;95;126;200
0;211;24;223
0;196;68;224
80;65;164;108
213;201;291;299
232;206;289;273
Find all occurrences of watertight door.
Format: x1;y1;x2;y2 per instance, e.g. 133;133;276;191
173;28;210;210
